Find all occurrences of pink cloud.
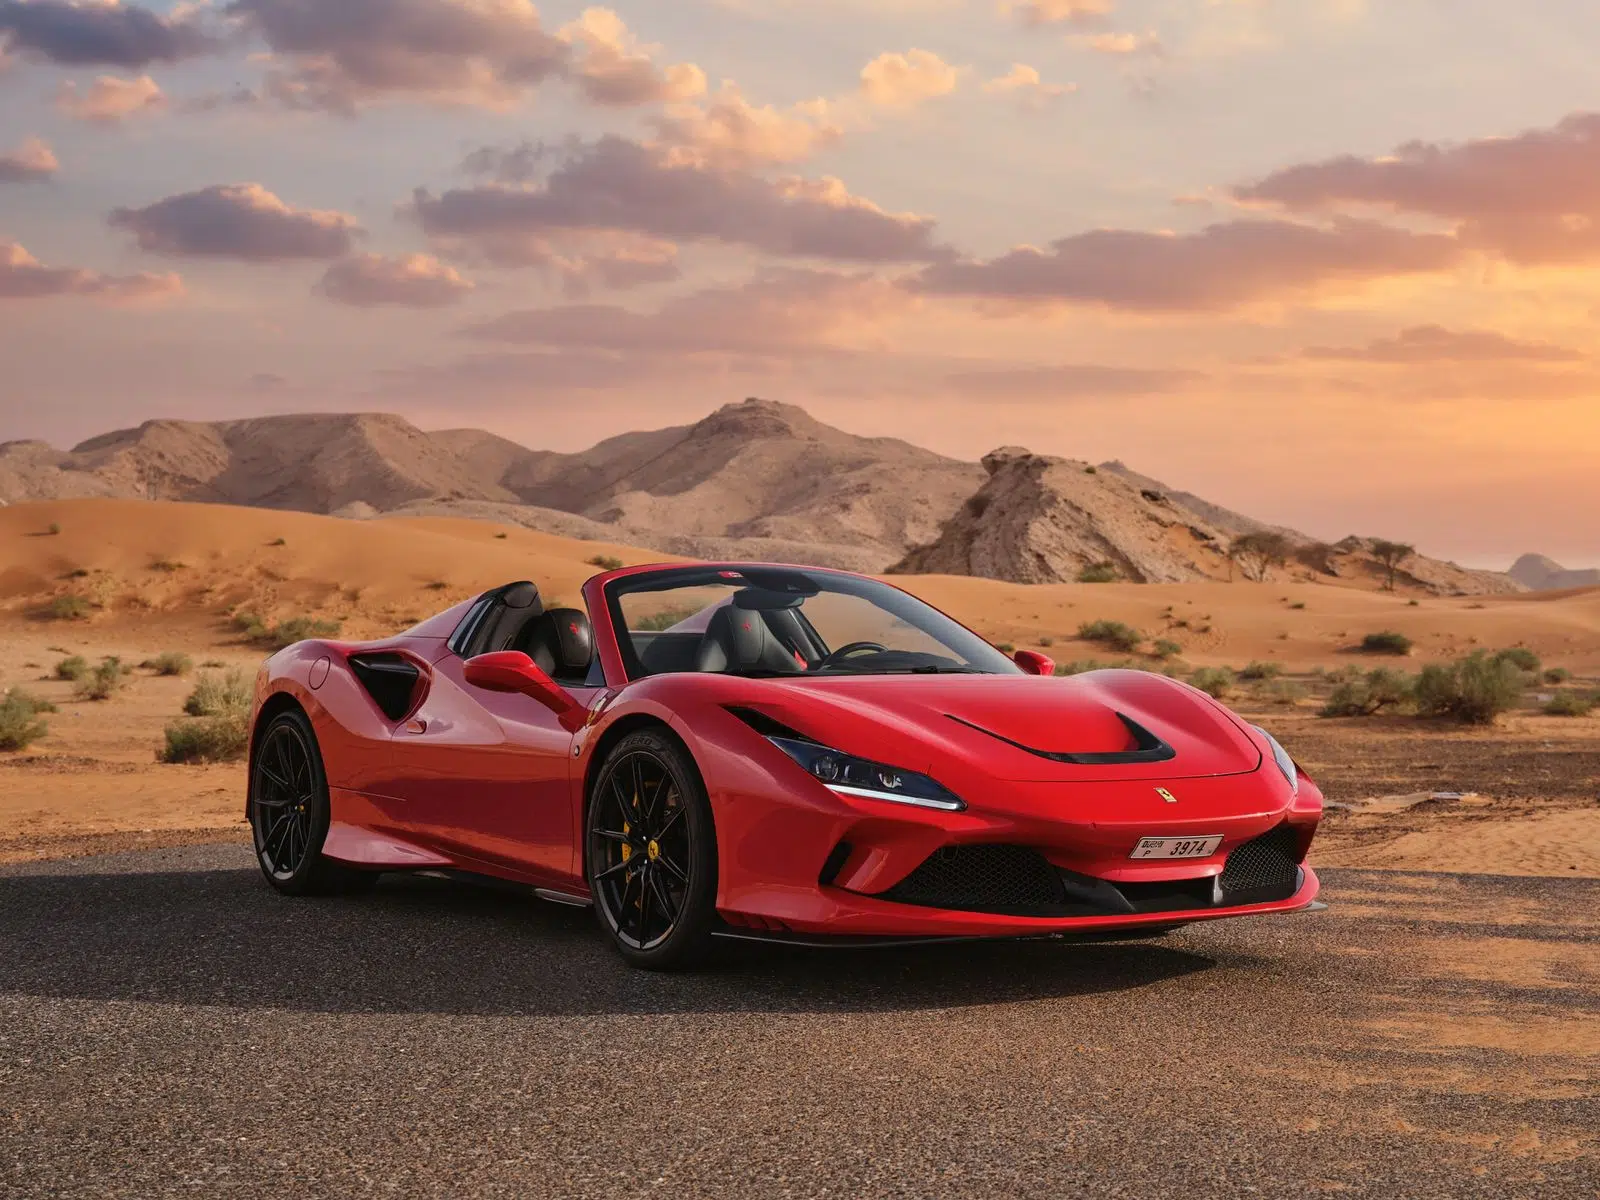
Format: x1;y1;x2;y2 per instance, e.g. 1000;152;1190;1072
55;73;165;123
0;238;182;301
110;183;359;260
0;136;57;183
1301;325;1586;364
317;252;474;307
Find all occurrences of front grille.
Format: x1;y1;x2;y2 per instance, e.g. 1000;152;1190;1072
880;844;1068;915
1219;823;1301;903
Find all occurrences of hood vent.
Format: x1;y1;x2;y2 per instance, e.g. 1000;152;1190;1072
946;711;1176;766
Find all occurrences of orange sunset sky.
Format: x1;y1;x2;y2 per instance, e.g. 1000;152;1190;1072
1;0;1597;568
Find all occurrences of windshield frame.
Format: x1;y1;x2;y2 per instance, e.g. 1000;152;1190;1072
601;563;1022;683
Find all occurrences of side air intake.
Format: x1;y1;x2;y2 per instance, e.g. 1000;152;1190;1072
349;653;422;721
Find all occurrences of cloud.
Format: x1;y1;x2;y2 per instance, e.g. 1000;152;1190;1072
0;238;181;300
652;83;841;168
55;72;165;122
1235;112;1600;266
0;0;218;67
943;362;1204;397
917;217;1462;311
1301;325;1586;365
558;7;705;107
225;0;568;113
461;269;911;358
410;136;948;264
1070;29;1161;55
317;252;474;307
0;136;58;183
859;49;963;108
1000;0;1112;27
982;64;1074;109
109;183;359;260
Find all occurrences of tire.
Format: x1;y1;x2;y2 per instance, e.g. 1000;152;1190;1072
248;707;378;896
586;729;717;970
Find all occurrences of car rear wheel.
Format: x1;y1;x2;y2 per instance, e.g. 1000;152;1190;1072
249;708;377;896
586;730;717;970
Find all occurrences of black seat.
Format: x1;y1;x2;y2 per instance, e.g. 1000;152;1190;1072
468;581;543;656
516;608;595;681
696;605;805;674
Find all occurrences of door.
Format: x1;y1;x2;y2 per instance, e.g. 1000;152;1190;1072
386;652;597;883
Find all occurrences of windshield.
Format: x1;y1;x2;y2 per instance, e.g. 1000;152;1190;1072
606;565;1021;680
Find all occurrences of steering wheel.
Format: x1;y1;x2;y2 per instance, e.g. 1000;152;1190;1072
816;641;889;669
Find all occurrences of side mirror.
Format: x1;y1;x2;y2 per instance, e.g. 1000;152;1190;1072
1013;649;1055;677
464;651;585;729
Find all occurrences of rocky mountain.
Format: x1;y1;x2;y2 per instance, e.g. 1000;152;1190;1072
890;447;1521;595
0;399;1523;592
1509;553;1600;591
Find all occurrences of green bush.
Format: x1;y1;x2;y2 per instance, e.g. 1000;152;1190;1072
1359;630;1413;655
160;712;250;763
1320;668;1412;717
995;641;1015;653
150;559;186;573
1054;658;1113;676
1253;679;1308;707
146;651;192;677
45;522;61;536
75;657;126;702
1414;652;1525;724
1544;667;1572;684
1543;691;1595;717
1076;561;1118;583
1493;647;1540;673
0;690;51;750
1038;636;1054;647
1188;667;1236;699
634;608;700;632
45;595;93;621
184;668;252;717
269;537;287;547
588;555;626;571
1151;639;1183;660
54;655;89;681
1078;620;1143;653
1239;661;1283;681
236;613;342;650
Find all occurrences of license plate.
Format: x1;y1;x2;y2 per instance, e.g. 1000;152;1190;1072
1130;835;1223;860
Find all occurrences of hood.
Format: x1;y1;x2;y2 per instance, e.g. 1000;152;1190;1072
751;669;1263;783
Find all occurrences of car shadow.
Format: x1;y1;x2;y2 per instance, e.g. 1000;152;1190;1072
0;854;1217;1017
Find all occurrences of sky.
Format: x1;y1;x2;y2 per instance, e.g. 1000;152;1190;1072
1;0;1598;569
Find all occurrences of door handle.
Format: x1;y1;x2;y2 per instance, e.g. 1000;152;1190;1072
402;718;428;735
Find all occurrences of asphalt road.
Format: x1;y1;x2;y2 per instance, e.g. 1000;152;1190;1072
1;846;1596;1199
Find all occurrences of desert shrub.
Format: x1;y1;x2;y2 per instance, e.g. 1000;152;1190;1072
588;555;625;571
1492;647;1541;673
634;607;701;632
45;595;93;621
75;657;125;701
54;655;89;681
994;641;1015;653
1359;630;1413;655
150;559;185;573
1414;652;1525;725
1038;636;1054;647
1253;679;1308;707
1288;601;1307;610
1055;659;1114;676
494;532;508;540
184;668;251;717
0;690;52;751
1320;668;1412;717
1188;667;1236;698
1543;691;1595;717
1239;661;1283;681
1151;639;1183;660
1228;531;1292;581
160;712;250;763
237;615;342;650
1078;620;1143;653
61;568;90;580
268;537;287;547
1293;542;1338;575
146;651;192;677
1544;667;1572;684
45;522;61;536
1076;561;1119;583
1083;465;1096;474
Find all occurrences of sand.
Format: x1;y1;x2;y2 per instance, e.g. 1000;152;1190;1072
2;498;1597;871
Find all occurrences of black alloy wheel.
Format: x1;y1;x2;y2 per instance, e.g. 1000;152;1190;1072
249;708;375;896
587;730;716;969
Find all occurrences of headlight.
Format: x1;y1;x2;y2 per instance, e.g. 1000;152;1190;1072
766;736;965;811
1255;726;1299;795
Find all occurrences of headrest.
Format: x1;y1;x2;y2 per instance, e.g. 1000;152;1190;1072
523;608;594;677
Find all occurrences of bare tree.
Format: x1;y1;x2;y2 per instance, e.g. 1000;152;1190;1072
1370;540;1415;591
1228;531;1292;582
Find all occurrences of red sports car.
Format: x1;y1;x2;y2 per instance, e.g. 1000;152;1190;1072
247;561;1324;968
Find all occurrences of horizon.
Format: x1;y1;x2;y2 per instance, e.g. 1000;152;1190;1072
3;1;1599;568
